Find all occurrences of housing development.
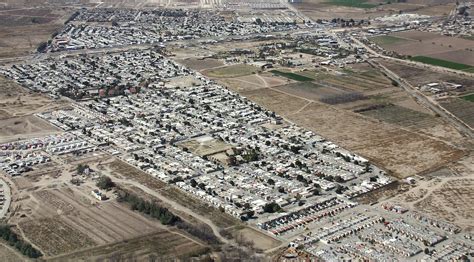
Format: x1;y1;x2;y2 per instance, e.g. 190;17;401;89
0;0;473;261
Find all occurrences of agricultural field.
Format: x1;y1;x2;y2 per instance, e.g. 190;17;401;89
270;70;314;82
202;64;259;78
370;35;415;46
379;59;474;93
48;231;208;261
19;217;96;256
461;94;474;102
409;56;474;71
439;98;474;129
326;0;379;9
372;30;474;69
358;104;438;129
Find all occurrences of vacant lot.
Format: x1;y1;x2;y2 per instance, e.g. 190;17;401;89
414;178;474;229
236;227;281;251
275;82;354;102
0;243;27;262
177;58;224;71
159;186;240;229
0;7;72;58
0;115;60;143
106;159;167;191
203;64;259;78
0;77;67;118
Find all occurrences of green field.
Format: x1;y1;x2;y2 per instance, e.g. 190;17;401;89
205;64;258;78
371;35;410;46
462;67;474;73
270;70;314;81
461;94;474;102
326;0;378;8
409;56;474;71
461;35;474;41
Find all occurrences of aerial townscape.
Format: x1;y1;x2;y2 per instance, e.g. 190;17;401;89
0;0;473;261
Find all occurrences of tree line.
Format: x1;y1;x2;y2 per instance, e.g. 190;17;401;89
116;189;220;245
0;224;42;258
116;190;179;225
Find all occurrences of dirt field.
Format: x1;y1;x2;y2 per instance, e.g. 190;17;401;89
0;77;67;118
105;159;168;191
236;227;281;251
275;82;353;102
202;64;260;78
413;178;474;229
0;7;72;58
177;58;224;71
0;243;27;262
47;230;209;261
0;115;61;143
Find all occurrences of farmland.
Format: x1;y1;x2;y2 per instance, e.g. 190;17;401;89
439;98;474;129
379;59;474;93
409;56;473;71
48;231;209;261
461;94;474;102
326;0;378;9
358;104;438;129
370;35;413;46
371;30;474;69
270;70;314;81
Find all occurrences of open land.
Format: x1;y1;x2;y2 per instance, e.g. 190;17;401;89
0;2;473;262
0;7;73;58
371;30;474;68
